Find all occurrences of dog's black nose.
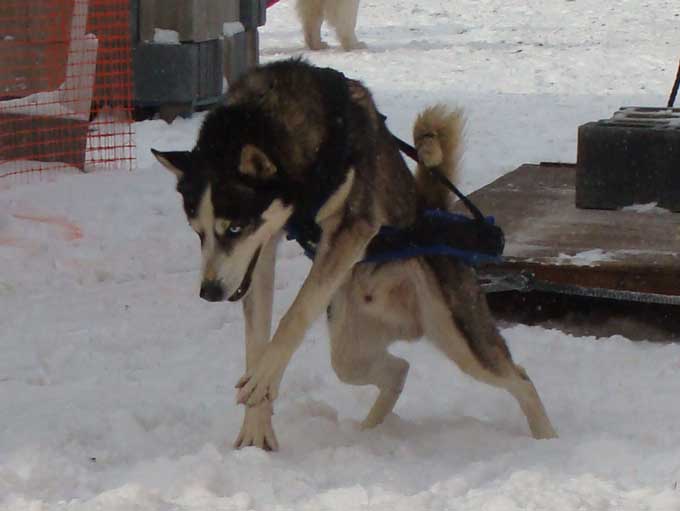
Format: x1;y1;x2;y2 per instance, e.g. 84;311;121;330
200;281;224;302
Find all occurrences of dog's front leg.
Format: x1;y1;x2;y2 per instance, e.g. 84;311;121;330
233;236;279;451
236;216;378;407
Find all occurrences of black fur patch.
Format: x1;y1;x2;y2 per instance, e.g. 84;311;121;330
176;170;207;221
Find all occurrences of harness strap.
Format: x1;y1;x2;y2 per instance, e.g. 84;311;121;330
390;133;486;222
288;208;504;265
668;59;680;107
362;243;501;266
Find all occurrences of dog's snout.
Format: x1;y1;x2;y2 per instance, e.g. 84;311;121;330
200;280;225;302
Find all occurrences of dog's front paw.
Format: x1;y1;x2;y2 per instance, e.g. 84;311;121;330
236;347;286;406
341;40;367;51
234;401;279;451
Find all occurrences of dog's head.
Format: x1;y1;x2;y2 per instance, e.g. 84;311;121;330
152;139;292;302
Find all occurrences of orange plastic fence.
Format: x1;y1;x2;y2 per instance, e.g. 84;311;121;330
0;0;134;178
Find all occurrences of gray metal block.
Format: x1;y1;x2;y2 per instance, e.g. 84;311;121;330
179;0;241;42
134;40;224;106
197;39;225;99
245;29;260;67
134;43;196;104
576;107;680;212
240;0;266;29
223;28;259;89
139;0;174;42
140;0;241;43
223;30;249;87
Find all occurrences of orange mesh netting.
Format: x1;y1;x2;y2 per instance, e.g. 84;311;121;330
0;0;134;179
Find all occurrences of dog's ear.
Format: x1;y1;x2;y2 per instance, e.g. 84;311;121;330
239;145;277;179
151;149;191;179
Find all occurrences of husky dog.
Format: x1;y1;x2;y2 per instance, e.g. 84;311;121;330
296;0;365;50
152;59;557;451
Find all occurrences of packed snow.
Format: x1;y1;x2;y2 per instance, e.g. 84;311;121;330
2;0;680;509
223;22;246;38
622;202;672;215
554;249;616;266
153;29;181;45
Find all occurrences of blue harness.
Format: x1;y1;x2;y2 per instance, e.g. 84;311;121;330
362;211;503;266
285;208;504;266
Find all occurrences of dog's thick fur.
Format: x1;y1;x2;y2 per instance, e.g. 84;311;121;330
153;59;557;450
296;0;365;51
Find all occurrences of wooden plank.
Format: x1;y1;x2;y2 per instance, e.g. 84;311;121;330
457;163;680;297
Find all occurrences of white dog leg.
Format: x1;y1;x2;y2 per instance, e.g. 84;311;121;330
233;237;280;451
325;0;366;50
296;0;329;50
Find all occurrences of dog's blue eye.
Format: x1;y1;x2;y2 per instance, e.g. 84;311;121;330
215;220;246;238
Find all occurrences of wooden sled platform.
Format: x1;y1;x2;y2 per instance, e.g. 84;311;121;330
459;163;680;306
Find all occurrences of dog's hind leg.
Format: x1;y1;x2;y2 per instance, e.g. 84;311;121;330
328;290;410;429
296;0;329;50
324;0;366;50
234;236;280;451
414;257;558;439
328;263;423;428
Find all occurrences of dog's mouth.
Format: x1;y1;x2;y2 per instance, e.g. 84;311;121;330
227;246;262;302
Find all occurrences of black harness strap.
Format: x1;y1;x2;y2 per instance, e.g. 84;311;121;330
668;59;680;108
390;133;486;222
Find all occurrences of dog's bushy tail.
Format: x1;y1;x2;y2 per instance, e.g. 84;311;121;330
413;105;465;210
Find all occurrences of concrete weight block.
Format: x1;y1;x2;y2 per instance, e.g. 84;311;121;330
240;0;266;29
576;107;680;212
140;0;241;43
134;39;223;106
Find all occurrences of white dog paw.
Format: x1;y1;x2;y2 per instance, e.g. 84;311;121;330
342;40;367;51
308;40;330;51
360;412;388;430
233;401;279;451
235;348;285;406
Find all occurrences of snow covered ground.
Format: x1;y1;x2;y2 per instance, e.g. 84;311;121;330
2;0;680;509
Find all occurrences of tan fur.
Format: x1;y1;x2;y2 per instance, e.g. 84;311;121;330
296;0;366;51
328;258;557;438
316;168;355;223
235;236;280;450
410;260;557;439
414;105;465;210
239;145;277;179
226;76;328;177
347;79;380;129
